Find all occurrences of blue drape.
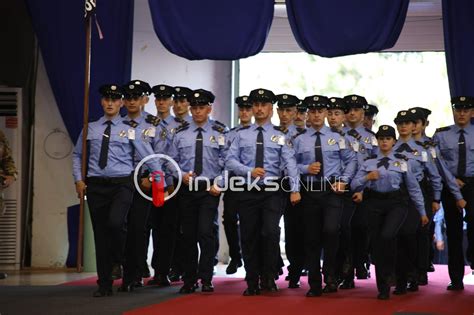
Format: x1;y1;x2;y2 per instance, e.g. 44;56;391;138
25;0;134;141
442;0;474;97
148;0;274;60
286;0;409;58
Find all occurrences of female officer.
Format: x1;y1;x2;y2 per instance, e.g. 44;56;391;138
351;125;428;300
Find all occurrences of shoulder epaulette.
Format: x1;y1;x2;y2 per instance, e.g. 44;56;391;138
176;125;189;134
123;120;139;128
230;126;238;132
365;128;376;135
292;129;307;139
237;125;251;132
435;126;451;133
214;120;226;128
424;140;436;148
212;124;226;134
174;117;184;123
394;153;409;161
331;127;345;136
415;140;424;147
364;154;377;161
274;126;286;133
296;127;306;133
347;129;361;140
145;114;161;126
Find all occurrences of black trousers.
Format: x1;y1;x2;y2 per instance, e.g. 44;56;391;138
223;190;242;261
442;182;474;284
123;190;151;284
367;197;407;294
87;181;134;289
301;189;343;288
351;200;370;273
179;189;220;284
238;190;282;283
336;192;357;280
282;191;305;281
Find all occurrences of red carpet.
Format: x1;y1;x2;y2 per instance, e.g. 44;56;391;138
120;265;474;315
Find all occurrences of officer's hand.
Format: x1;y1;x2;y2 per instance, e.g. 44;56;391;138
436;240;445;251
290;192;301;205
456;198;467;211
183;172;194;186
366;171;380;181
352;192;363;203
332;182;347;194
140;178;152;191
307;162;321;175
2;175;15;188
75;180;87;199
455;178;465;189
420;215;429;227
432;202;440;213
251;168;265;179
167;185;175;195
209;185;221;196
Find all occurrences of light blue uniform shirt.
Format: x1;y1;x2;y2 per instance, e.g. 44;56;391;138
433;124;474;178
292;125;357;183
343;125;379;169
351;152;426;216
226;122;299;192
72;115;162;182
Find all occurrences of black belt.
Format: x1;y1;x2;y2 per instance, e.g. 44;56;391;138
86;175;132;185
458;177;474;185
365;189;403;200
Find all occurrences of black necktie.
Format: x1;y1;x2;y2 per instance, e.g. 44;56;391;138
255;127;264;168
314;131;323;179
194;127;203;175
98;121;112;169
396;142;414;153
377;156;390;169
458;130;466;177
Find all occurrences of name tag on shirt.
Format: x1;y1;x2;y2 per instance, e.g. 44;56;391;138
128;128;135;140
218;135;225;146
421;151;428;162
400;161;408;172
352;141;360;152
278;135;286;146
371;136;378;146
429;147;437;159
338;138;346;149
147;127;156;138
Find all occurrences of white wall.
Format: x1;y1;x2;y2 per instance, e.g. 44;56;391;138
30;0;233;267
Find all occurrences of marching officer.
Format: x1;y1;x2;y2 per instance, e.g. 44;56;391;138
72;84;163;297
276;94;299;137
168;89;226;294
433;96;474;291
173;86;193;123
222;96;253;274
127;80;152;118
119;83;169;291
294;102;308;131
351;125;428;300
292;95;357;297
226;88;301;296
363;104;379;130
343;94;378;280
391;109;442;294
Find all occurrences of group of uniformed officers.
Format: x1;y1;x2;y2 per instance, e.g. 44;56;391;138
73;80;474;300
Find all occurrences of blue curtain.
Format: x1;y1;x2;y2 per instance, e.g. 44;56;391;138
442;0;474;97
286;0;409;58
25;0;134;142
148;0;274;60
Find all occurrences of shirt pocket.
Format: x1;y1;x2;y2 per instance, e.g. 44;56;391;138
439;141;457;162
178;139;194;158
324;143;340;159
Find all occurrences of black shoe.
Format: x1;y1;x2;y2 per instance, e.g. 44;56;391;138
243;285;261;296
133;279;144;288
377;291;390;300
226;259;243;275
301;269;308;276
322;283;338;293
407;282;419;292
393;286;407;295
168;270;182;282
141;264;151;278
306;287;322;297
339;279;355;290
427;263;435;273
446;282;464;291
288;279;301;289
179;283;196;294
93;287;113;297
417;273;428;286
201;281;214;292
111;264;123;280
278;268;284;275
0;272;7;280
117;283;134;292
356;266;369;280
261;278;278;292
285;275;290;281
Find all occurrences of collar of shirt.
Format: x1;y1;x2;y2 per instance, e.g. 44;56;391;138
453;123;474;135
124;114;144;124
162;114;175;125
308;124;330;136
253;121;273;132
376;152;396;160
99;114;122;126
190;120;211;133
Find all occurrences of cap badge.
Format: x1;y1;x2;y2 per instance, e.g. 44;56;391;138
401;111;406;116
460;96;466;101
243;96;248;101
258;90;264;95
160;86;165;91
313;96;319;101
283;95;288;99
135;81;140;85
176;87;181;92
382;125;388;130
410;109;416;113
330;98;336;103
352;96;357;101
129;85;135;89
194;93;200;97
111;85;117;90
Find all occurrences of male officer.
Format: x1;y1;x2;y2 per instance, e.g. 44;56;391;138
276;94;300;137
363;104;379;130
343;94;377;280
222;96;253;274
168;89;226;294
128;80;152;116
72;84;163;297
173;86;193;123
293;95;357;296
433;96;474;290
294;102;308;131
119;83;169;291
392;110;442;294
227;88;301;296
